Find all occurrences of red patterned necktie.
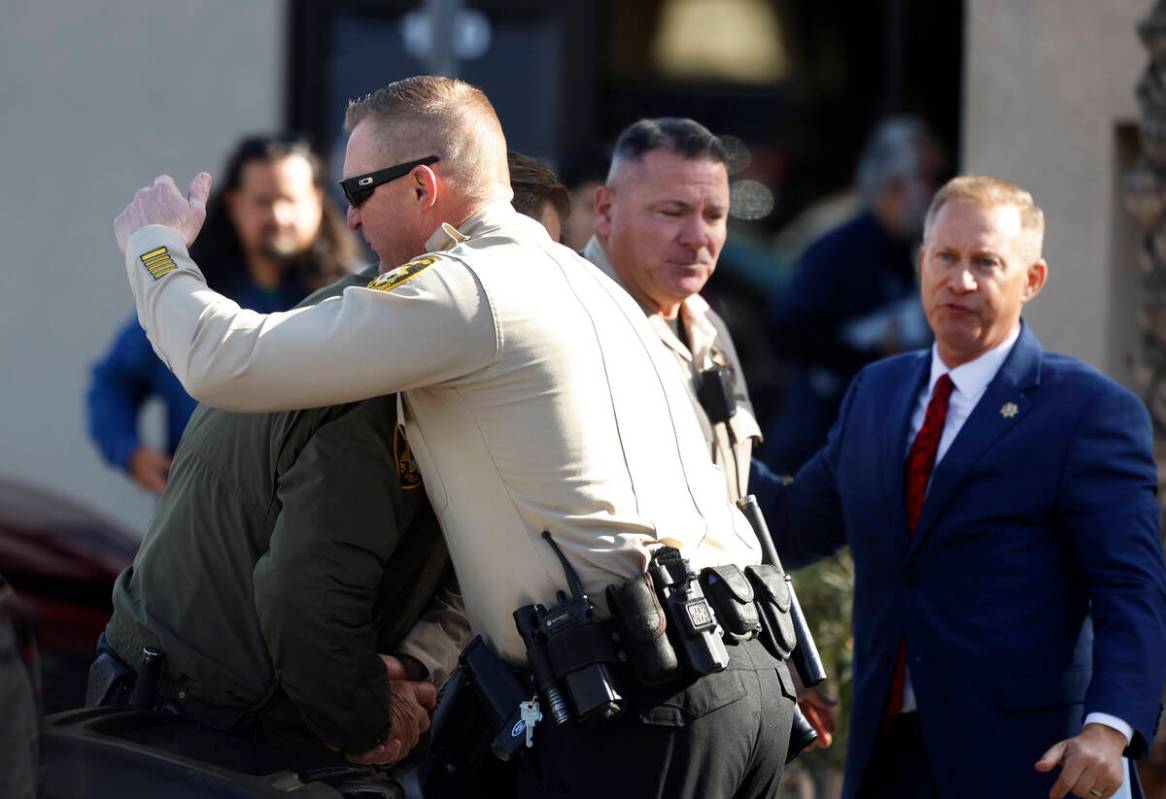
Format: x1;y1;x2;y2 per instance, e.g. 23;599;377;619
883;372;955;729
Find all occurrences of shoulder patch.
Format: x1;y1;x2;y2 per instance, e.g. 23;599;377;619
393;424;423;491
140;246;178;280
367;255;438;293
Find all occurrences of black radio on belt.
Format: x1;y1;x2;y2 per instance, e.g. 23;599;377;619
647;547;730;675
513;532;623;726
697;365;737;425
514;605;570;726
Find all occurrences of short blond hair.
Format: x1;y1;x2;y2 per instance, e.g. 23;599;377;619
344;75;509;200
924;175;1045;261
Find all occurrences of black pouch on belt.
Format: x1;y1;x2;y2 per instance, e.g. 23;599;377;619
699;565;762;642
606;573;680;687
745;564;797;661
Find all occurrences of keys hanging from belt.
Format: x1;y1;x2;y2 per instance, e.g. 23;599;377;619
519;699;542;748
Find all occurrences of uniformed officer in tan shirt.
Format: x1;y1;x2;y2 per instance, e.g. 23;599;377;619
583;117;762;503
584;119;837;752
113;75;793;798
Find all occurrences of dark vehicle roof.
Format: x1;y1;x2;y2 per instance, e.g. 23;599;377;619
40;707;404;799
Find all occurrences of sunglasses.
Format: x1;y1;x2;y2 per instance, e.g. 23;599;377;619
339;155;440;208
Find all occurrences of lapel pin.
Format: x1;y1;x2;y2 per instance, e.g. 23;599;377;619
1000;402;1019;418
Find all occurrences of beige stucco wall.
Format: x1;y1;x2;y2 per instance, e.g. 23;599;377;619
963;0;1147;385
0;1;284;534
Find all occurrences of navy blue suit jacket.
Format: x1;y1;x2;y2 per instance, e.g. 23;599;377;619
754;324;1166;798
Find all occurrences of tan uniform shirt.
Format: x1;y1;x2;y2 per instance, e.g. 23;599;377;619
125;201;762;661
583;238;762;501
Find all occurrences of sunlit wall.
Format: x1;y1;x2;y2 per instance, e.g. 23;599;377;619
964;0;1145;386
0;1;284;534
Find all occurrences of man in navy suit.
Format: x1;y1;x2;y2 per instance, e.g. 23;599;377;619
755;175;1166;798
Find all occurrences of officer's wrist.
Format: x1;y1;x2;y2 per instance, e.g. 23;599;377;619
393;653;429;682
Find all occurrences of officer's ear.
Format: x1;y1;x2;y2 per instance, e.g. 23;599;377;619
1022;258;1048;304
594;185;616;239
411;164;439;210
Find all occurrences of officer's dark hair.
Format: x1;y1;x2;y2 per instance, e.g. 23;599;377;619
220;135;319;192
193;133;360;293
609;118;728;178
508;151;571;228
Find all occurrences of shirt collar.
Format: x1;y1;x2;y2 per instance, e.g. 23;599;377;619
424;199;520;252
583;236;618;281
928;325;1021;402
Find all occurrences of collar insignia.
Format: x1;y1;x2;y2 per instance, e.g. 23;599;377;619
440;222;470;244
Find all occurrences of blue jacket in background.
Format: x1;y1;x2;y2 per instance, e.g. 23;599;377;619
762;211;930;473
87;278;309;471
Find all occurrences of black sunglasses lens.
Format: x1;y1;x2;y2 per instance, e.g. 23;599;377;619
342;182;368;208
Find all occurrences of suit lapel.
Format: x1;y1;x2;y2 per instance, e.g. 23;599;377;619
883;352;931;540
907;324;1043;557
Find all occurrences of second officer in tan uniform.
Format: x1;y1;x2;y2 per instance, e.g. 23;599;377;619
584;118;761;502
586;119;836;749
113;75;794;798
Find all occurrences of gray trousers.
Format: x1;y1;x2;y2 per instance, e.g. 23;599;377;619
518;637;796;799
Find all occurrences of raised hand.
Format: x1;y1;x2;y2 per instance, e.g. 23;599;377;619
114;172;212;253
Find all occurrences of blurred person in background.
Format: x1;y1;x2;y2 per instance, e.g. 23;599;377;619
762;117;944;474
508;150;571;243
86;134;361;493
559;145;609;251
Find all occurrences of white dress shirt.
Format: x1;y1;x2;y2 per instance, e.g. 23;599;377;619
899;326;1132;748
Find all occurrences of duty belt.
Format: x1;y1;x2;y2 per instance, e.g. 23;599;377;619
513;538;800;731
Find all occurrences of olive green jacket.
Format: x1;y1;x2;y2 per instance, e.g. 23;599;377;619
107;271;459;753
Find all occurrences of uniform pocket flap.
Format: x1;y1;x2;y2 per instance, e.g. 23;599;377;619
701;565;754;603
997;668;1090;711
637;668;747;727
776;662;798;701
745;564;791;612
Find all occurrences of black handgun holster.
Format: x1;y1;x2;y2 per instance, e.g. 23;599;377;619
420;669;495;784
85;651;136;708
